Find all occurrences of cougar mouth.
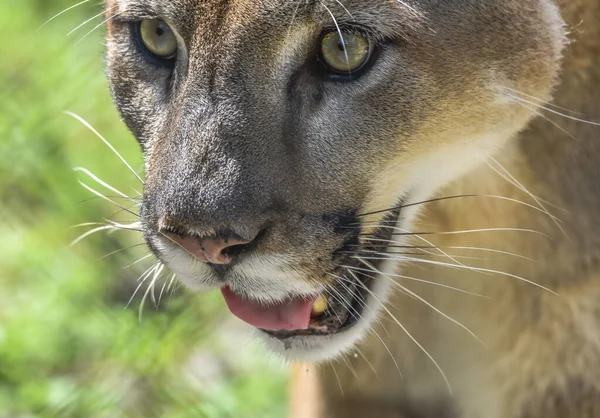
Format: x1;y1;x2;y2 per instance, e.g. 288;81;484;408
220;208;400;341
264;270;374;339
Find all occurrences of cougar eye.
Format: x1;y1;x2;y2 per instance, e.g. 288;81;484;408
138;20;177;60
319;31;374;75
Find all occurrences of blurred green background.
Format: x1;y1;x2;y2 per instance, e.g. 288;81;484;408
0;1;288;416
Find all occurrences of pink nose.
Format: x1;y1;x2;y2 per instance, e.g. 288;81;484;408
163;233;252;265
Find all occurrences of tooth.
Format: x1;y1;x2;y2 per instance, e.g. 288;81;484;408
311;295;328;317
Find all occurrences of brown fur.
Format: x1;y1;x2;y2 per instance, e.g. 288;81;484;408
313;2;600;417
103;1;600;417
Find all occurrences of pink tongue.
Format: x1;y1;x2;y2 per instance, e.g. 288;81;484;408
221;287;314;331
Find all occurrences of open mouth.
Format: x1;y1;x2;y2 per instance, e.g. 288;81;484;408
220;209;400;340
265;270;374;339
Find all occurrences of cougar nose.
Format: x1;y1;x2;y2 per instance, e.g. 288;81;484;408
162;231;254;265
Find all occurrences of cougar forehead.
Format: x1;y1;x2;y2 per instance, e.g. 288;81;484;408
105;0;565;359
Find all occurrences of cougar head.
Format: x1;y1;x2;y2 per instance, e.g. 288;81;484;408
105;0;565;361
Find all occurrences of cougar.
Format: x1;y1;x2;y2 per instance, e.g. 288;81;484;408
102;0;600;417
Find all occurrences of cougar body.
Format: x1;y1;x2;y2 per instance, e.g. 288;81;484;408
103;0;600;417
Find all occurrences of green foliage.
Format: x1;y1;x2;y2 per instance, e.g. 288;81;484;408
0;1;288;416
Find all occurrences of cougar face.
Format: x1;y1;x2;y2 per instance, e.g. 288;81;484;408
105;0;565;361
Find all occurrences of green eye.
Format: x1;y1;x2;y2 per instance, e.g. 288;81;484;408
320;31;373;74
139;20;177;59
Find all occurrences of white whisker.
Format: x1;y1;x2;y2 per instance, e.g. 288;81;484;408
355;347;378;377
330;363;345;397
122;254;154;270
349;242;533;261
70;225;115;247
513;100;579;142
66;5;116;36
363;227;550;239
332;0;353;18
357;259;486;347
74;167;139;205
126;262;161;310
345;265;488;298
440;246;534;262
340;354;360;380
347;266;453;394
78;181;140;217
75;11;122;45
327;272;403;378
320;2;351;76
166;273;178;293
353;254;558;295
158;273;177;306
395;0;420;15
146;263;165;312
286;0;303;38
106;220;142;231
384;226;472;271
504;90;600;126
487;156;568;240
501;86;586;115
37;0;90;31
65;112;144;184
98;243;147;261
